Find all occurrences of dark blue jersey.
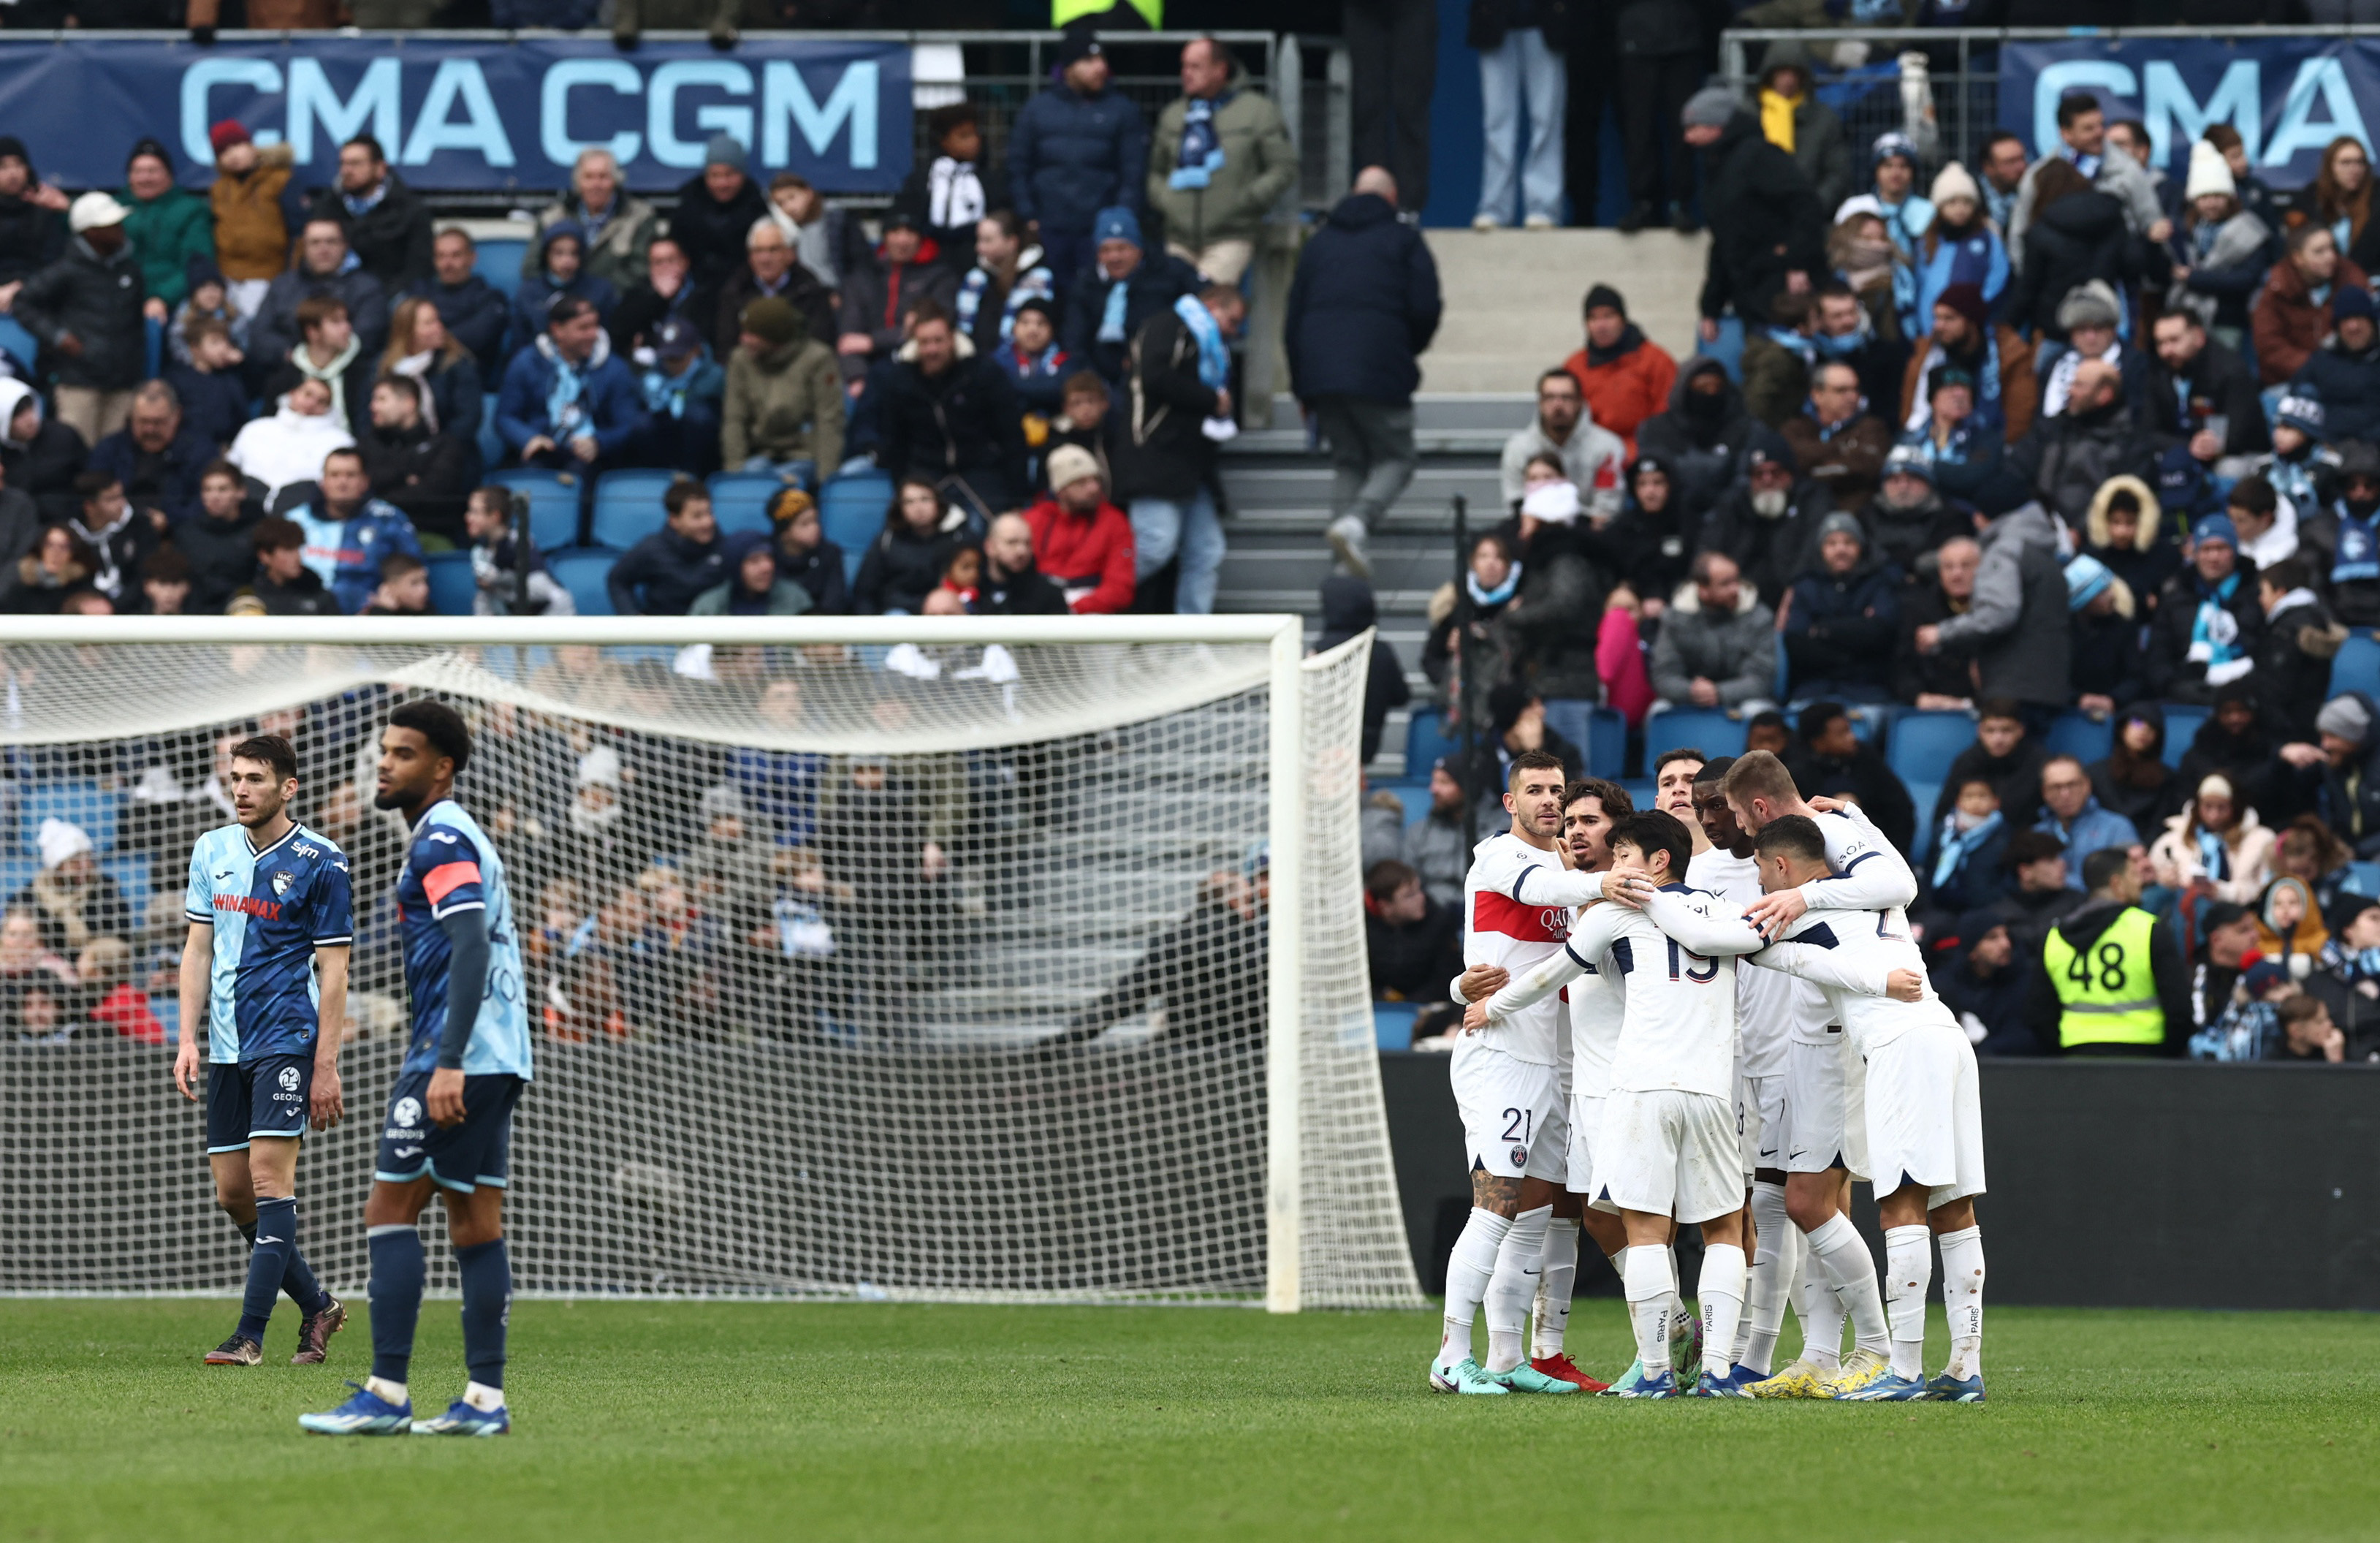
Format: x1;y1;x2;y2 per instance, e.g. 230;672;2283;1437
184;822;354;1064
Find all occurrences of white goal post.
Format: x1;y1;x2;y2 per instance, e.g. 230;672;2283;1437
0;614;1422;1312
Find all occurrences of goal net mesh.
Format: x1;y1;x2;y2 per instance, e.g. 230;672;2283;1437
0;628;1421;1309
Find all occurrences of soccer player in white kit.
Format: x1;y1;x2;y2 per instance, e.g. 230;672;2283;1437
1741;815;1990;1402
1468;811;1771;1398
1429;750;1621;1396
1722;749;1912;1399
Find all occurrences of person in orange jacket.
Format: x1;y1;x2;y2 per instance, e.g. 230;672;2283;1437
1562;284;1675;458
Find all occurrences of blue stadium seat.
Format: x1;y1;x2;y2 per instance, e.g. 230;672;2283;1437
2162;703;2210;768
708;472;792;537
1373;1001;1419;1051
1587;705;1626;779
1367;777;1429;829
1619;778;1657;811
2044;712;2113;766
0;315;36;374
489;469;582;552
1542;699;1592;773
544;547;621;618
103;853;152;922
2333;632;2380;700
425;550;477;617
21;780;115;857
1886;710;1977;785
2347;862;2380;900
1644;708;1745;765
821;469;891;558
1907;782;1943;865
475;238;528;300
1404;708;1461;778
590;469;680;550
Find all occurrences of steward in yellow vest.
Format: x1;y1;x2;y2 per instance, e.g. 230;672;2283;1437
2024;846;2189;1055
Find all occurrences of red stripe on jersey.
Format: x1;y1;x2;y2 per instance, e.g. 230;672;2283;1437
422;861;482;904
1472;890;1569;942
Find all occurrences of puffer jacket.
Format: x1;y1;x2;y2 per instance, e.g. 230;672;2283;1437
1783;544;1901;696
119;183;213;311
1635;357;1755;518
1008;78;1149;236
2289;332;2380;444
1749;41;1852;212
722;334;844;470
1145;62;1298;251
1489;526;1603;700
1561;324;1676;456
2009;396;2170;524
12;235;147;391
875;332;1028;509
1935;501;2072;708
2254;251;2371;387
1646;581;1776;706
208;143;294;284
2007;189;2136;343
2082;473;2182;610
1284;192;1442;403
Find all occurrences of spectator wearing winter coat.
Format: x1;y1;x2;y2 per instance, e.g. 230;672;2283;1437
1912;164;2009;331
306;136;433;291
1147;39;1296;285
1740;290;1817;431
2254;556;2347;743
1931;700;2052;830
1423;530;1519;715
1836;132;1936;264
1489;493;1605;704
1285;169;1444;578
2145;512;2265;705
493;297;647;474
1365;857;1463;1003
2081;474;2181;619
1008;34;1150;292
2089;703;2182;834
283;447;422;615
1114;285;1243;615
2257;224;2371;388
766;489;848;615
607;479;726;617
512;221;620;353
240;520;335;618
953;212;1055;357
1858;446;1967;579
1921;482;2072;725
64;471;161;608
178;463;263;614
721;297;843;477
1923;780;2014;921
162;319;249;452
261;295;376;437
0;137;67;288
250;219;390;374
1811;282;1909;439
118;139;212;314
991;300;1070;417
1897;282;2037;442
667;135;770;295
2006;163;2148;351
1500;369;1624;514
2008;356;2169;524
1611;452;1694;602
2067;554;2148;713
202;126;292;319
1936;909;2034;1056
1561;284;1676;456
1784;700;1917;854
1695;429;1830;609
1682;93;1828;335
1023;444;1136;615
225;377;352;507
355;375;471;545
2149;309;2268;461
624;317;724;479
2148;773;2275;904
88;380;213;528
1895;534;1983;709
1319;575;1412;764
2034;753;2141;890
1781;359;1894;513
1782;509;1900;702
853;478;967;616
834;211;957;387
379;297;485;453
404;229;509;381
1059;206;1201;389
609;235;716;362
2290;287;2380;446
2269;692;2380;856
892;103;1011;279
2007;93;2170;264
689;529;813;618
2165;142;2276;345
2298;439;2380;628
1749;42;1852;214
1635;356;1754;519
974;511;1068;617
875;301;1028;518
522;149;661;295
1649;548;1776;709
14;194;148;447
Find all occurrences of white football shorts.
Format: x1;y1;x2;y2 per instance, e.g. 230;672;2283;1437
1450;1036;1565;1182
1863;1026;1987;1209
1594;1087;1744;1224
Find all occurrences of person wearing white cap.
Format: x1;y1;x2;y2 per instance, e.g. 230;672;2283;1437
2165;137;2277;351
9;191;147;447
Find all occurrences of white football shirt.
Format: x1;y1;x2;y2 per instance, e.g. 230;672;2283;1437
1461;832;1609;1066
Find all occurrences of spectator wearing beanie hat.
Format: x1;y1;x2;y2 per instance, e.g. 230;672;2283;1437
722;294;843;480
204;121;294;322
0;136;66;289
2039;278;2153;420
1024;441;1136;614
2254;220;2371;387
1900;276;2037;440
669;134;769;294
2289;283;2380;445
2167;138;2278;347
118;137;212;317
1562;283;1676;456
2144;512;2265;705
1914;161;2010;330
2252;390;2345;518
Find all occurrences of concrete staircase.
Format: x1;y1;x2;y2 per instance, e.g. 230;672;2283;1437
1416;227;1709;394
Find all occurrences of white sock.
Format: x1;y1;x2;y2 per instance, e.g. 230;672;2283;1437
1806;1213;1889;1354
463;1380;506;1411
1795;1261;1843;1371
1532;1216;1579;1359
1667;1243;1688;1346
1622;1245;1676;1375
1437;1208;1512;1367
365;1375;408;1405
1744;1182;1794;1376
1697;1243;1749;1379
1884;1224;1932;1380
1938;1225;1986;1379
1483;1205;1551;1373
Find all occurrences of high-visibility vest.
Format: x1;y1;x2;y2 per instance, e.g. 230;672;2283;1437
2042;906;2165;1048
1054;0;1161;29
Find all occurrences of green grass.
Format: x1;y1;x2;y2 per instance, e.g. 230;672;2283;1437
4;1299;2379;1542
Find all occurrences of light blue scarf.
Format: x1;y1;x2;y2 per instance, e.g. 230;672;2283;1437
1098;276;1133;343
1467;562;1521;608
2187;570;2246;677
1174;295;1230;390
1931;809;2003;889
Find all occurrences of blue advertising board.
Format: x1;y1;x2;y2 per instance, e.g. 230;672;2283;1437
2003;37;2379;185
0;37;912;192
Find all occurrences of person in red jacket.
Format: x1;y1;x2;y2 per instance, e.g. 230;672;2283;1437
1024;444;1136;613
1561;284;1676;458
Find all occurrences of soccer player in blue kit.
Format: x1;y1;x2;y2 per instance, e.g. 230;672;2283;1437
302;700;532;1438
175;733;354;1368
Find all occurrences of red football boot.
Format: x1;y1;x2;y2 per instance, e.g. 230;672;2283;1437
1529;1353;1609;1393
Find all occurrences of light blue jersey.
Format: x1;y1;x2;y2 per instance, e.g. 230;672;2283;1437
184;822;354;1065
393;799;531;1080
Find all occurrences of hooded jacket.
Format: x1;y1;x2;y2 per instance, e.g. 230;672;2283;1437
1635;359;1756;519
2088;704;2181;832
14;235;148;391
1934;501;2071;708
525;190;663;294
2006;188;2138;342
1113;303;1224;504
307;173;434;289
2082;474;2183;610
1489;524;1603;702
1285;192;1443;403
1007;77;1149;236
722;333;844;471
493;328;647;460
225;403;354;505
1782;528;1900;696
286;495;424;615
875;331;1028;508
1697;110;1828;327
513;221;622;350
208;142;295;284
2149;802;2275;904
1145;62;1298;251
2022;894;2192;1055
1648;579;1776;708
1561;322;1676;457
1749;42;1852;211
0;140;66;284
0;380;85;523
2254;251;2373;387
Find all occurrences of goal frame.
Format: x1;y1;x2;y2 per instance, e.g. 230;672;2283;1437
0;613;1325;1312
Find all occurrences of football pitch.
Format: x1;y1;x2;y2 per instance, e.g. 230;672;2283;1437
4;1299;2377;1542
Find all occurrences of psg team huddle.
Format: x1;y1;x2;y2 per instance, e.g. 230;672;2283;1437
1432;746;1988;1402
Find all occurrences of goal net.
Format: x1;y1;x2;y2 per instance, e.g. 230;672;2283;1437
0;615;1421;1311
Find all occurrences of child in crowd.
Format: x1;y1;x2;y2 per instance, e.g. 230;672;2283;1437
995;298;1069;422
162;317;250;451
463;485;575;616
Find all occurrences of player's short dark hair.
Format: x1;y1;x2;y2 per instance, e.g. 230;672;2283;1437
1611;810;1691;879
1654;746;1707;778
1508;748;1567;790
1564;777;1633;817
2006;830;2066;868
1977;697;2026;727
1721;748;1798;808
2082;846;2132;893
229;733;297;784
1693;754;1735;785
664;477;710;517
1752;813;1828;868
2057;91;2102;129
1364;858;1419;901
387;698;471;774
